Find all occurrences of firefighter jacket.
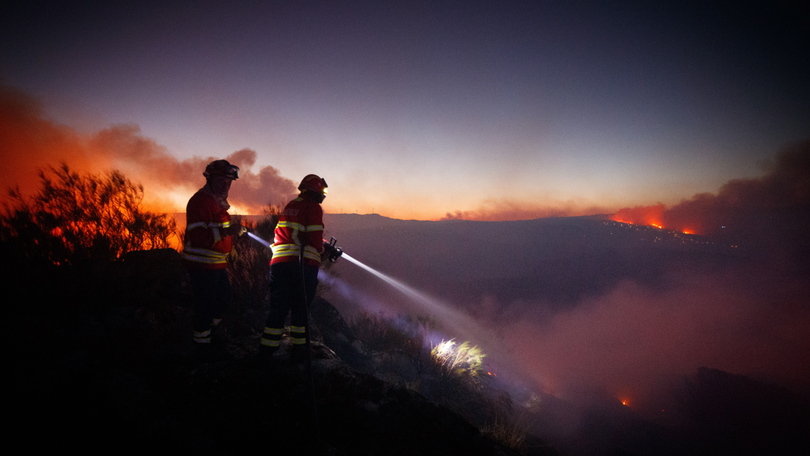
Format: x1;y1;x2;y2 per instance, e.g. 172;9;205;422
271;195;324;267
183;187;233;269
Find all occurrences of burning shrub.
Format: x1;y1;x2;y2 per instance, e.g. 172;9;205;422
430;339;485;380
0;162;178;266
346;311;533;451
421;339;487;404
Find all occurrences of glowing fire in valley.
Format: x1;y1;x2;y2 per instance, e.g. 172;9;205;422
610;205;700;236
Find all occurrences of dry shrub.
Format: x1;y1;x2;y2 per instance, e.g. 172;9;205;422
1;162;178;266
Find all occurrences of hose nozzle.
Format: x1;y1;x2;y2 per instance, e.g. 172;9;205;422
323;237;343;263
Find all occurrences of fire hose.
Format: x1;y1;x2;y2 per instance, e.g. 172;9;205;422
246;231;343;454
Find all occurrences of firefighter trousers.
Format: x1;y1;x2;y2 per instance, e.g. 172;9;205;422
261;262;319;349
189;267;232;344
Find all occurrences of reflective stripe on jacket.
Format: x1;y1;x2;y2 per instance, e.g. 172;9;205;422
183;188;233;269
271;196;324;266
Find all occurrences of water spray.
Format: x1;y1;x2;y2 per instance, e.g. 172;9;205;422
338;253;488;343
248;231;447;324
246;231;272;249
249;230;542;413
341;253;431;303
249;230;519;389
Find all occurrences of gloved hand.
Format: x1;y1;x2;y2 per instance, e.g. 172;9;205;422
227;223;247;237
228;247;239;264
322;240;343;263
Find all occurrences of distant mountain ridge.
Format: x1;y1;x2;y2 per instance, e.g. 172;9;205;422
315;214;744;315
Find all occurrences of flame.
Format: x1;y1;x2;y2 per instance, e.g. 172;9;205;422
611;204;707;235
610;203;666;229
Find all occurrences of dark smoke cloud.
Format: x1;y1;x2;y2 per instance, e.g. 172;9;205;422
612;140;810;257
1;83;297;213
663;141;810;252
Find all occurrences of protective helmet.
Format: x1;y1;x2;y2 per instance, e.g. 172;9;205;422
204;160;240;180
298;174;328;194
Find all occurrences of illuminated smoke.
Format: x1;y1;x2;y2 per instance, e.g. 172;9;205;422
88;125;298;214
501;267;810;414
1;83;298;215
663;141;810;252
0;83;107;196
443;199;612;221
610;140;810;250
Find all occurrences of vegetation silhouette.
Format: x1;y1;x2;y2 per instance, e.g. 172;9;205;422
0;162;178;266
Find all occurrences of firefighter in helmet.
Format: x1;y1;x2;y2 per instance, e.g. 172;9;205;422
260;174;335;360
183;159;244;351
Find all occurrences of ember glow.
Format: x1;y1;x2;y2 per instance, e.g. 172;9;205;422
609;203;669;232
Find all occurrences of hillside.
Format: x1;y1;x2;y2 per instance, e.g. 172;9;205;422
5;248;535;455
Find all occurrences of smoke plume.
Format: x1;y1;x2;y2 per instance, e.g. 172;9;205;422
612;140;810;254
500;267;810;415
0;83;107;196
0;83;297;214
442;199;612;221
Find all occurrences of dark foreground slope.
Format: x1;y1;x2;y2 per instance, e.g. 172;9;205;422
4;249;527;456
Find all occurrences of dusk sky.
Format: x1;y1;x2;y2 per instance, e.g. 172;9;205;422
2;0;809;220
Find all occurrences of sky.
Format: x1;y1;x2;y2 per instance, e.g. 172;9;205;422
1;0;809;220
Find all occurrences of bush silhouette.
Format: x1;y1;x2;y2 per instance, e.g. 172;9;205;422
0;162;178;266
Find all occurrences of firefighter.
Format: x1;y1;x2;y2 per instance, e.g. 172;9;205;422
183;159;244;351
260;174;334;360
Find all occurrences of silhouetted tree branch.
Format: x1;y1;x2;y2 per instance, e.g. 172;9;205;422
0;162;178;265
